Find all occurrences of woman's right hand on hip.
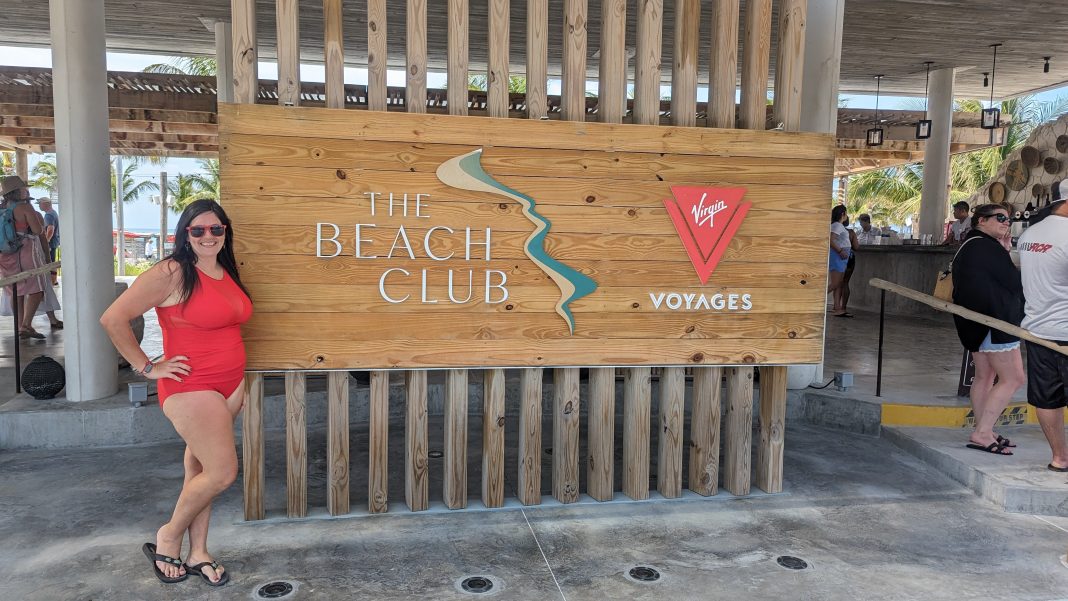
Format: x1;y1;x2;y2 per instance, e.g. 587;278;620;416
146;355;191;382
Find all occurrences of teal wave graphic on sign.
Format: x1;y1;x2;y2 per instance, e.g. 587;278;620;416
436;149;597;334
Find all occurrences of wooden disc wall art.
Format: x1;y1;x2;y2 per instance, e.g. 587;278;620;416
1005;159;1030;191
1044;156;1062;175
988;181;1007;204
1021;145;1041;168
1057;134;1068;154
1032;183;1046;199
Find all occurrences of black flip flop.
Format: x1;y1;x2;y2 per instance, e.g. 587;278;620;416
142;542;188;584
966;441;1013;456
1048;463;1068;472
184;560;230;587
996;435;1016;448
833;312;855;318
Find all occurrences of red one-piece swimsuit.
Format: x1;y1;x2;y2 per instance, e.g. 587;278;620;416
155;268;253;406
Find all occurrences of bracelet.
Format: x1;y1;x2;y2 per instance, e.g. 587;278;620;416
138;361;154;376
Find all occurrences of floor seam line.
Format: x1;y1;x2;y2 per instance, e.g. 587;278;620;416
1033;514;1068;535
521;507;567;601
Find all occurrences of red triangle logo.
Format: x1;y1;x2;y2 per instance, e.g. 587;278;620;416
663;186;751;284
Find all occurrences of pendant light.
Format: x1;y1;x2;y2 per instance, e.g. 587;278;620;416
981;44;1002;129
866;75;884;147
916;62;933;139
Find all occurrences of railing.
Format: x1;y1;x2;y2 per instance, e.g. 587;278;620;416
240;365;790;520
0;260;60;393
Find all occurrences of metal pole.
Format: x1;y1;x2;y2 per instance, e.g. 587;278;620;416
12;285;20;394
876;289;885;397
159;172;167;261
115;156;125;276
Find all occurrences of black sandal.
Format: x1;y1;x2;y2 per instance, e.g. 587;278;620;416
142;542;188;583
184;560;230;587
996;435;1016;448
965;441;1013;456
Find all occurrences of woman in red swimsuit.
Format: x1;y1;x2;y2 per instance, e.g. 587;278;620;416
101;199;252;587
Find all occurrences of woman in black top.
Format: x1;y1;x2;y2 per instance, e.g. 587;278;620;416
952;203;1026;455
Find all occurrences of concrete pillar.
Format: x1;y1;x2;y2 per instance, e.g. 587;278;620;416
215;21;235;104
919;68;956;239
15;149;29;180
791;0;844;390
50;0;118;401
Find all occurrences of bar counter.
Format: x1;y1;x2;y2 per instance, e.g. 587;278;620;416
847;245;957;317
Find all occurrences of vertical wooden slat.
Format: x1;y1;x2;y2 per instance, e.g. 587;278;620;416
276;0;300;107
368;370;389;513
487;0;509;119
327;371;350;515
482;368;506;508
657;366;685;498
367;0;387;112
688;366;722;496
231;0;258;105
723;366;754;496
552;368;581;503
323;0;345;109
526;0;548;120
406;0;427;113
772;0;808;132
756;366;788;493
285;372;307;518
598;0;627;124
623;367;651;500
242;373;264;520
447;0;469;116
708;0;740;128
587;367;615;501
633;0;663;126
740;0;773;129
405;370;429;511
443;368;468;509
670;0;700;127
561;0;588;122
517;367;542;505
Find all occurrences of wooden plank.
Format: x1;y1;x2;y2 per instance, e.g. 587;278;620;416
561;0;588;122
756;365;788;493
526;0;548;120
404;370;429;511
324;0;345;109
482;368;506;508
688;366;722;496
218;97;837;161
231;0;258;105
367;0;387;112
552;367;581;503
443;368;468;508
671;0;701;127
708;0;740;129
722;366;754;496
276;0;301;107
657;366;685;498
447;0;468;116
598;0;627;124
773;0;807;132
622;367;651;500
586;367;615;501
406;0;428;114
327;371;350;515
368;369;389;513
285;371;307;518
740;0;772;130
632;0;663;126
517;367;543;505
487;0;509;119
242;372;264;520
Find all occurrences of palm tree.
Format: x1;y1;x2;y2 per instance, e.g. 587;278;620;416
143;56;218;77
186;159;220;200
468;74;527;93
29;156;60;198
1;152;14;177
111;160;159;204
167;173;213;214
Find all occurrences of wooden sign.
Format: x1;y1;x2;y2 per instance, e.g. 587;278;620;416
219;104;834;370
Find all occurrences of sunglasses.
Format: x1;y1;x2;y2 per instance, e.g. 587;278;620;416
982;213;1011;223
186;224;227;238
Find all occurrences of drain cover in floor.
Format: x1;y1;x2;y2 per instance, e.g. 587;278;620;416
776;556;809;570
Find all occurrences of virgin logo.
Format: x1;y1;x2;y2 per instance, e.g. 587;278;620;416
663;186;750;284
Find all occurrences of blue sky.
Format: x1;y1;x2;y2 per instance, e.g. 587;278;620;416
4;45;1067;230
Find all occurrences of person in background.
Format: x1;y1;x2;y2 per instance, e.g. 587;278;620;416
1017;182;1068;472
0;177;61;337
952;203;1025;456
37;197;59;285
854;213;880;245
942;201;971;245
828;205;854;317
834;216;861;318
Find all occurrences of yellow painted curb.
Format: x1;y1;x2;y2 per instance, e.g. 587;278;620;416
882;403;1029;428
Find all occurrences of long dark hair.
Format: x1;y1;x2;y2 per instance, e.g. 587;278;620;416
831;204;848;224
167;199;251;304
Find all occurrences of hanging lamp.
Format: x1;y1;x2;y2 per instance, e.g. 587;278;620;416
981;44;1002;129
866;75;884;146
916;62;933;139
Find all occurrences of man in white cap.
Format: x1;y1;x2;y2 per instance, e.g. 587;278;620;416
1018;180;1068;471
36;197;59;286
